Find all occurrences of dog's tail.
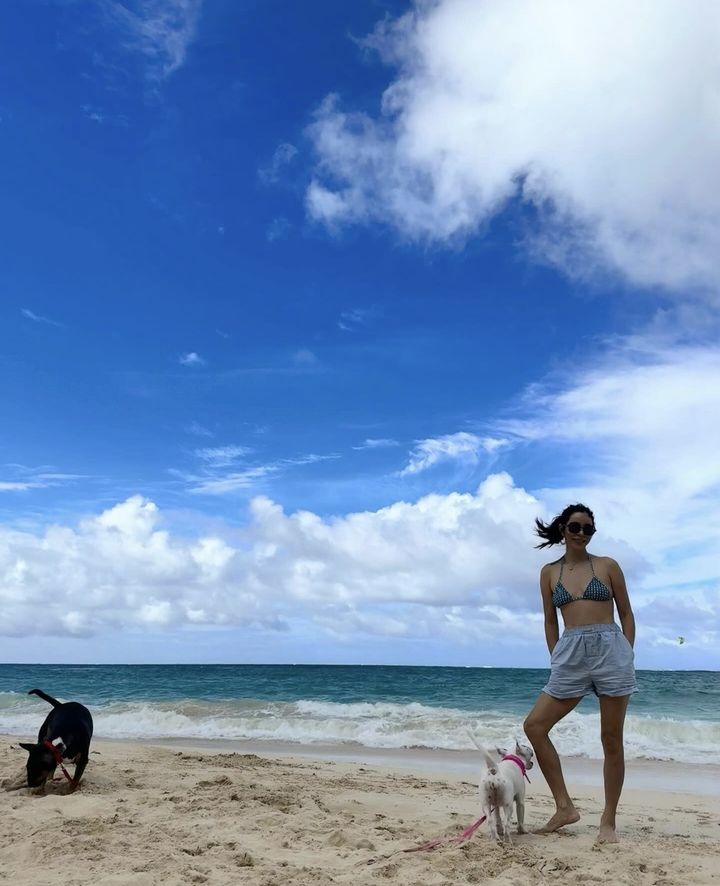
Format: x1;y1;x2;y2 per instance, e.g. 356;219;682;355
28;688;62;708
467;731;500;774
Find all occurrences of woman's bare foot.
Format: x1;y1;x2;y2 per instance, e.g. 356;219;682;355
534;807;581;833
595;822;619;844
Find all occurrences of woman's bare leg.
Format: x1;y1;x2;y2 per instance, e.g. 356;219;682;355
596;694;631;844
524;692;583;832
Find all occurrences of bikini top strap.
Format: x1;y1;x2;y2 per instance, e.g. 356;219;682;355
588;554;596;576
557;558;565;582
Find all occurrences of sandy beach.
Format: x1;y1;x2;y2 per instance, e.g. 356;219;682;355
1;736;718;886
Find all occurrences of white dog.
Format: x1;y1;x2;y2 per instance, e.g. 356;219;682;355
470;734;534;844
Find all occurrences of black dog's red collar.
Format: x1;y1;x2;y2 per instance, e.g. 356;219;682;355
43;740;76;786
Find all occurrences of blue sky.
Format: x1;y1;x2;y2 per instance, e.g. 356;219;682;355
2;0;718;668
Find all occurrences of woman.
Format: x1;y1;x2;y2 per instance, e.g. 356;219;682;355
523;504;636;845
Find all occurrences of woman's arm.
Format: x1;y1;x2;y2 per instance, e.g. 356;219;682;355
540;564;560;654
608;558;636;647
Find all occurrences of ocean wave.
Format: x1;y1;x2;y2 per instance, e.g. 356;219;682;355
1;693;717;764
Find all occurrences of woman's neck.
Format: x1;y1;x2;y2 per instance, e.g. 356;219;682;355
563;549;590;565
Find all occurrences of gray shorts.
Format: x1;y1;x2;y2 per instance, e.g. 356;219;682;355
543;622;636;699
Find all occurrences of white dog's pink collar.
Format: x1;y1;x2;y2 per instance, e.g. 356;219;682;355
502;753;531;782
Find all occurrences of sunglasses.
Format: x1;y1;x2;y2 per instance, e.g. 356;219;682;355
565;522;596;536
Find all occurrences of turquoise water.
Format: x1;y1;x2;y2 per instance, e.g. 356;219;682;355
1;664;717;764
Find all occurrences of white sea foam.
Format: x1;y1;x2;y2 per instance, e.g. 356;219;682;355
1;693;717;764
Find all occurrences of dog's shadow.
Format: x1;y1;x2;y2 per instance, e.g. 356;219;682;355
3;744;103;796
2;765;78;797
1;771;27;793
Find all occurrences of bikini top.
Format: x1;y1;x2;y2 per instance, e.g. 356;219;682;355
552;555;612;608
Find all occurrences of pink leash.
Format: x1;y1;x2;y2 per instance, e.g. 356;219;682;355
401;813;488;853
364;813;489;864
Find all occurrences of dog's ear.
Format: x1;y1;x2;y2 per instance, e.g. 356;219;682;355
495;746;508;757
18;742;36;753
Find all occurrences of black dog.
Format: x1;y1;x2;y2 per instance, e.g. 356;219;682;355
19;688;93;789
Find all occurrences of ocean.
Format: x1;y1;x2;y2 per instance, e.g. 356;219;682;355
1;663;717;765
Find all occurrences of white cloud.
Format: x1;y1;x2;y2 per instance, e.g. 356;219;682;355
266;216;292;242
0;479;537;638
181;451;339;495
0;482;44;492
292;348;320;367
353;438;399;450
188;465;276;495
0;480;714;664
307;0;720;294
179;351;206;366
194;445;254;468
81;105;130;127
21;308;62;328
258;142;299;184
399;431;507;476
338;307;377;331
0;466;83;493
500;338;720;593
185;421;214;438
108;0;202;80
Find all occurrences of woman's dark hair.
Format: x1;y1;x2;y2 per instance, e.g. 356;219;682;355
534;503;595;549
